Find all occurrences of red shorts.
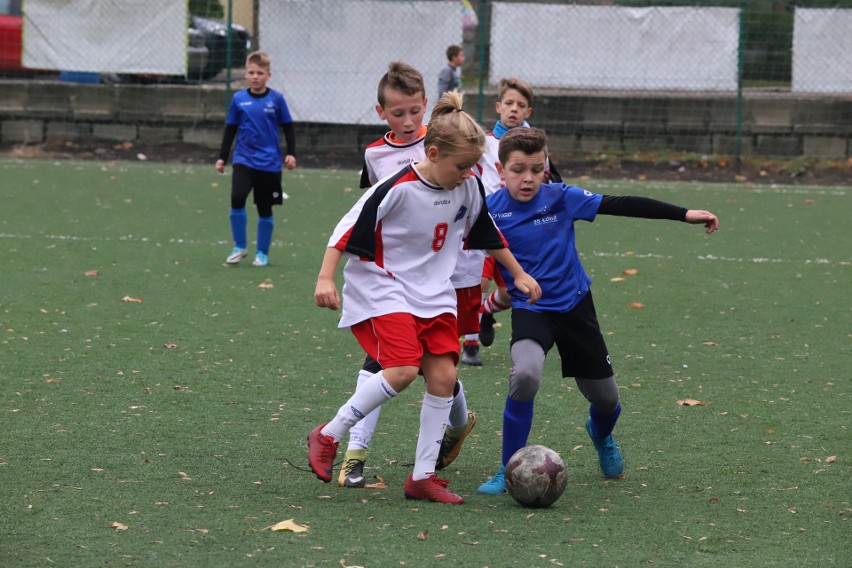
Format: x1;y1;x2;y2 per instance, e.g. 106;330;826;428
351;312;460;369
455;284;482;335
482;256;506;287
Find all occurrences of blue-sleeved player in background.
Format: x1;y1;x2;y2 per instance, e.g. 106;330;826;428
216;50;296;267
478;127;719;494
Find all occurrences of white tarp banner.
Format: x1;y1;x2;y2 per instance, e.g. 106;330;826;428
260;0;462;124
23;0;187;74
491;3;739;91
792;8;852;93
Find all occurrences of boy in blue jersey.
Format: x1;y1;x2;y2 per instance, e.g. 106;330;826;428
216;51;296;267
478;128;719;494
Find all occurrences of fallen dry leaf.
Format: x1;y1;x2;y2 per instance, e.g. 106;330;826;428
623;269;638;275
108;522;129;531
803;199;816;205
825;456;836;463
258;279;274;289
677;399;708;406
417;530;429;541
266;519;309;532
178;471;192;480
365;482;387;489
121;296;143;303
702;341;718;346
610;277;625;282
163;343;177;349
630;302;645;309
84;270;99;277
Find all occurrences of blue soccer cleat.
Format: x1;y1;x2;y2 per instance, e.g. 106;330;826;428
477;464;507;495
252;252;269;267
586;417;624;478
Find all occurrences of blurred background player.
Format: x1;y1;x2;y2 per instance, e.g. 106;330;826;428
477;128;719;495
464;77;562;364
309;92;541;504
339;65;475;490
437;44;464;99
216;51;296;267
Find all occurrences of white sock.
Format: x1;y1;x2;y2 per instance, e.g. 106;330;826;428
448;380;468;430
348;369;382;450
464;333;479;342
322;371;397;441
412;392;453;480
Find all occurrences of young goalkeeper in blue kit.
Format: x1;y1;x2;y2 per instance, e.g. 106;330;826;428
478;128;719;494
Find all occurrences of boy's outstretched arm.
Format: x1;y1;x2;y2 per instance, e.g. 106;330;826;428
314;247;344;310
487;248;541;304
597;195;719;235
685;209;719;234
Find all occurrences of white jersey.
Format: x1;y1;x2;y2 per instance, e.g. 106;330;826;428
450;135;504;289
477;134;504;195
359;129;427;189
329;166;506;328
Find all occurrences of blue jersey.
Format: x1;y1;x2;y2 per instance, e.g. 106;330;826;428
487;183;603;312
226;88;293;172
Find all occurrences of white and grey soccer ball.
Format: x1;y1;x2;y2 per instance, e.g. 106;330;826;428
505;445;568;508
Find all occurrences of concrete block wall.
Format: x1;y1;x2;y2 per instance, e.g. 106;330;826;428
1;80;849;160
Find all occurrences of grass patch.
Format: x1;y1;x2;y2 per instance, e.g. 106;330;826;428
0;160;849;567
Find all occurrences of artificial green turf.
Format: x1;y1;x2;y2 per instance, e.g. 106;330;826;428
0;160;848;567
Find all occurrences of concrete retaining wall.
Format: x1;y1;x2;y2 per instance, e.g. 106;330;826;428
1;80;849;159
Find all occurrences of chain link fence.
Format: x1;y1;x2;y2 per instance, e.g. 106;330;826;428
0;0;850;159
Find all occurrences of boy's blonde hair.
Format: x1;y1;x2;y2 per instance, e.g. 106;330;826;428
498;77;534;106
246;50;271;69
425;90;485;157
498;127;548;166
377;62;425;107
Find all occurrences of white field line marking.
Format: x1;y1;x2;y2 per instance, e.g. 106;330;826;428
587;251;850;266
2;231;846;266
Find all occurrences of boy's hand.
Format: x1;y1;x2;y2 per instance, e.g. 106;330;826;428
314;277;340;310
284;155;297;170
685;209;719;235
215;159;225;174
514;273;541;304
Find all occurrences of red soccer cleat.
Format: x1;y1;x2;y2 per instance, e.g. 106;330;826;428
307;423;338;482
403;473;464;504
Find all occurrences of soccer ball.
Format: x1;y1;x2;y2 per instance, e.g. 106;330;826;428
505;445;568;508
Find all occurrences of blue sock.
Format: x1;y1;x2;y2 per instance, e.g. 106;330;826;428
502;396;534;465
230;208;247;249
256;215;274;255
589;403;621;438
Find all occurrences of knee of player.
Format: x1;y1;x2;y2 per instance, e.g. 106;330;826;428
508;369;542;401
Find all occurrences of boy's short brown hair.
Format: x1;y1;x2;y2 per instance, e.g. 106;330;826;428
246;50;271;69
498;127;547;165
446;44;463;61
377;61;425;107
498;77;534;107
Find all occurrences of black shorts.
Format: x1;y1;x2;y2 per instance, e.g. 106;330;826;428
510;291;614;379
232;164;284;207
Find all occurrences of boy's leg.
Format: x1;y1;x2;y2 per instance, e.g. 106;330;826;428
308;370;400;482
340;355;383;488
227;165;252;263
577;376;624;478
478;338;544;495
436;379;476;470
404;351;463;504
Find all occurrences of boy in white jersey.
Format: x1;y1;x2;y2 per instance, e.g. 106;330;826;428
339;64;476;489
477;128;718;495
464;78;562;364
309;92;541;504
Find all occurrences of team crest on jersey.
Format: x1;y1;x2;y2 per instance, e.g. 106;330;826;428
454;205;468;222
584;189;593;196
